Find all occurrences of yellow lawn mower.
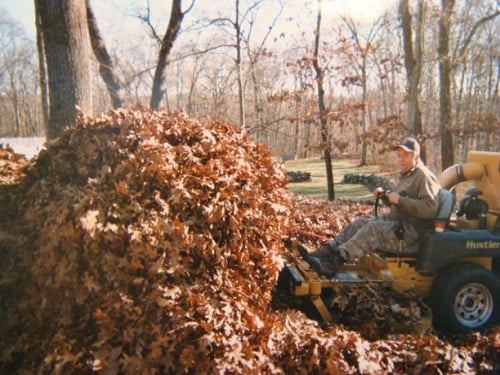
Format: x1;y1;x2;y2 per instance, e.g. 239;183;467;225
279;151;500;333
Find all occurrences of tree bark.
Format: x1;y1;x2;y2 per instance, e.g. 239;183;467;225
34;1;49;134
234;0;246;131
313;0;334;201
438;0;455;170
150;0;185;110
360;60;368;166
36;0;92;140
86;0;122;109
399;0;424;146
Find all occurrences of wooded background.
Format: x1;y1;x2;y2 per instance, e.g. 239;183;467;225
0;0;498;174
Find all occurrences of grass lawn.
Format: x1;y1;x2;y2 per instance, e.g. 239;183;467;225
284;158;383;200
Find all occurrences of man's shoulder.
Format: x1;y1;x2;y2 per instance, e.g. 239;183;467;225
415;163;441;196
416;162;438;178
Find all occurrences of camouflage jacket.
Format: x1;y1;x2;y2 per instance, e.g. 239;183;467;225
389;161;441;228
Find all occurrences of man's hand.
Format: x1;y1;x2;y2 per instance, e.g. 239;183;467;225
373;187;399;205
387;191;400;205
373;187;385;199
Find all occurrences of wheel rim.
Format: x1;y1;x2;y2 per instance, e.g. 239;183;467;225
454;282;494;329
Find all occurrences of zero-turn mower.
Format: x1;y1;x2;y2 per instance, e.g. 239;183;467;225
279;151;500;333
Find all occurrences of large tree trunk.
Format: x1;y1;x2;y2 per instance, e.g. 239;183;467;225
313;0;334;201
399;0;426;160
438;0;455;170
34;2;49;134
36;0;92;140
86;0;122;109
150;0;185;110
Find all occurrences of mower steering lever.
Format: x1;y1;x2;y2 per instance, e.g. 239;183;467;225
374;189;391;216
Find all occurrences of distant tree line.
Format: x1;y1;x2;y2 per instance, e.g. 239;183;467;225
0;0;498;175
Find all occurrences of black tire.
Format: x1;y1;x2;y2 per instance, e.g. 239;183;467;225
429;262;500;333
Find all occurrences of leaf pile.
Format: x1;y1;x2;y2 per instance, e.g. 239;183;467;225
288;195;373;246
1;107;291;373
0;107;498;374
0;144;28;185
0;144;29;240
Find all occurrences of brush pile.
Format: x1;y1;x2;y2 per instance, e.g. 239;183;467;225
0;107;498;374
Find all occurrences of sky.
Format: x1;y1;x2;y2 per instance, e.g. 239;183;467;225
2;0;399;42
3;1;35;36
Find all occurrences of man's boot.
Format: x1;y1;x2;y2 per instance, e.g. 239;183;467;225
297;241;344;277
297;240;337;261
307;250;344;278
310;240;338;260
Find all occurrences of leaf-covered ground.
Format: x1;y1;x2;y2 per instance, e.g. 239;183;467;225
0;107;498;374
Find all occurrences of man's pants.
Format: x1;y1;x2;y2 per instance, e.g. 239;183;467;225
336;217;418;262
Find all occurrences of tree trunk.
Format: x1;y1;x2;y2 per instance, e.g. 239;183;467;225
34;1;49;134
9;74;21;136
360;61;368;166
399;0;426;160
86;0;122;109
438;0;455;170
235;0;246;131
313;0;334;201
150;0;185;110
36;0;92;140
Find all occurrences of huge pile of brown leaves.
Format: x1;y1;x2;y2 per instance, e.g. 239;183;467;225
0;107;498;374
0;145;28;186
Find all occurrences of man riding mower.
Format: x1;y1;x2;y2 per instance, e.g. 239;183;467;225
282;145;500;333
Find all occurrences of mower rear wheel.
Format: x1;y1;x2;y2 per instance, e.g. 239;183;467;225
429;262;500;333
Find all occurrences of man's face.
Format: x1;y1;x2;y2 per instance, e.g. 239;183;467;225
396;148;417;173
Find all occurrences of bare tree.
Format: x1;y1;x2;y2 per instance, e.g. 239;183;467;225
202;0;269;131
197;55;235;120
36;0;92;140
243;1;283;140
399;0;424;140
150;0;193;110
438;0;499;169
233;0;247;130
313;0;334;200
438;0;455;170
452;1;499;156
373;21;400;120
34;3;49;134
86;0;122;108
0;9;39;136
340;15;385;165
19;0;499;160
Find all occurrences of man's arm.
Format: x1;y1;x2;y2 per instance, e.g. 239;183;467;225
398;194;437;219
390;168;440;219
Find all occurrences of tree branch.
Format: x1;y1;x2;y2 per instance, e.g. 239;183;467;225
456;10;500;67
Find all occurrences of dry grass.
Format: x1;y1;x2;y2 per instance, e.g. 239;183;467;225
284;157;387;200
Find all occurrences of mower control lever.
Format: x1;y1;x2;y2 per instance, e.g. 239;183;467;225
375;189;391;216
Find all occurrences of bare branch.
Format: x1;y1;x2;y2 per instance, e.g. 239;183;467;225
456;9;500;67
138;0;162;44
86;0;122;108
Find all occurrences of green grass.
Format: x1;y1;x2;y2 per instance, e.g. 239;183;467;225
285;158;381;200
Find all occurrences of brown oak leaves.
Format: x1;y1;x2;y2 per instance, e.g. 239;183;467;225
0;107;497;374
